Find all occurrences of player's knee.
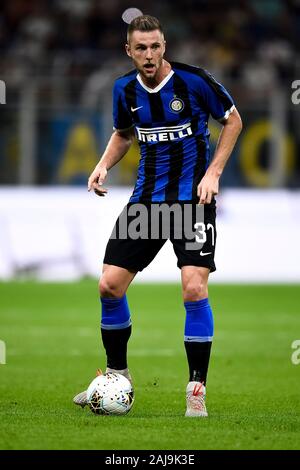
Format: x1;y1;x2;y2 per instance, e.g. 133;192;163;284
99;276;125;298
183;279;208;302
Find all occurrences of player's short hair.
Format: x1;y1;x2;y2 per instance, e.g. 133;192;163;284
127;15;163;41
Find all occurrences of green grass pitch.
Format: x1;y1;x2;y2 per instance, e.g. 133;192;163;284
0;281;300;450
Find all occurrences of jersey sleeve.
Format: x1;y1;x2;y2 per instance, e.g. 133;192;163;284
112;81;134;131
197;70;235;122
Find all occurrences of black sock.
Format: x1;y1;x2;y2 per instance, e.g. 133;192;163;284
101;325;132;370
184;341;212;385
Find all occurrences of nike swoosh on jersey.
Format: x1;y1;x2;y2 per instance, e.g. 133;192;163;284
131;106;143;112
200;251;212;256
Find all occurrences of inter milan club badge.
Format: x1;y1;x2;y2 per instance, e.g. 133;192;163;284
169;97;184;112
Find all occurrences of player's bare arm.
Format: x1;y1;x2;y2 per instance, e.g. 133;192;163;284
88;128;135;196
198;108;243;204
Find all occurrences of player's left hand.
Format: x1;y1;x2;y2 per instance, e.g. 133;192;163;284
197;173;219;204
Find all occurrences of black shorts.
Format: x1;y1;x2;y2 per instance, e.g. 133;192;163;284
103;201;216;273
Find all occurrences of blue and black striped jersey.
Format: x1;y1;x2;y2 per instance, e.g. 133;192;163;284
113;62;235;202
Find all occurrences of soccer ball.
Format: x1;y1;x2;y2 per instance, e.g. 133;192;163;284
86;372;134;415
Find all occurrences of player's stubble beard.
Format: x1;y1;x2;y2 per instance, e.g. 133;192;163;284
138;58;168;87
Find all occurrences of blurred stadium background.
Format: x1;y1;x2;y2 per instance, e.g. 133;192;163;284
1;0;300;282
0;0;300;282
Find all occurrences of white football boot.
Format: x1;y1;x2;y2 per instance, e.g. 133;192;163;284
73;368;133;408
185;381;208;417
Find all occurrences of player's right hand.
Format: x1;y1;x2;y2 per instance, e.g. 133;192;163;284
88;165;108;197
